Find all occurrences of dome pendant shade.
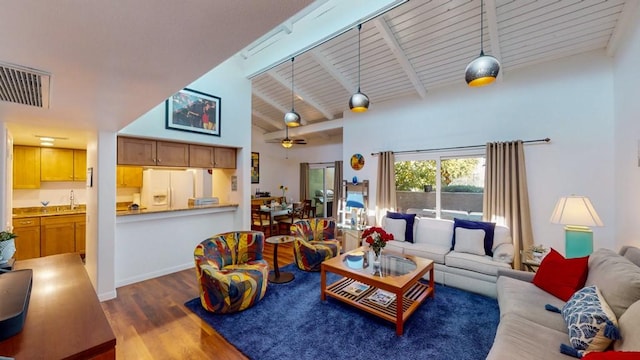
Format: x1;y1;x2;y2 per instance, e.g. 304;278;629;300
284;110;301;127
349;91;369;112
284;57;301;127
281;138;293;148
465;51;500;87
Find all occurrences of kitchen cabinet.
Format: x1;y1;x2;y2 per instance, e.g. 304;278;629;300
41;214;85;256
214;147;236;169
116;166;143;187
41;148;74;181
156;141;189;166
189;144;215;167
117;137;156;165
12;217;41;260
40;148;86;181
117;137;189;167
13;145;41;189
73;149;87;181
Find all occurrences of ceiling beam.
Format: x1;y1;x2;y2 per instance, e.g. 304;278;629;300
252;88;307;126
264;118;344;141
309;49;354;94
252;110;284;130
372;17;427;99
484;0;503;82
266;71;335;120
606;0;639;57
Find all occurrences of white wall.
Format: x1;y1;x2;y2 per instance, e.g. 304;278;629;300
13;182;87;208
613;6;640;250
343;50;616;255
251;126;342;202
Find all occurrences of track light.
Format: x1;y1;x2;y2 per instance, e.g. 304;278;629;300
349;24;369;112
284;57;301;127
465;0;500;87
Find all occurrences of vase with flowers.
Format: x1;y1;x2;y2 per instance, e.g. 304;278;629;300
361;227;394;270
279;185;288;206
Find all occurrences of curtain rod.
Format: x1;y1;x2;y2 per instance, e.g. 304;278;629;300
370;138;550;156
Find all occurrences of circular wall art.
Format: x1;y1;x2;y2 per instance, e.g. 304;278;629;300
350;153;365;170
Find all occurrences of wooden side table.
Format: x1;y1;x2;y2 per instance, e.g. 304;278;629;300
265;235;295;284
522;259;541;272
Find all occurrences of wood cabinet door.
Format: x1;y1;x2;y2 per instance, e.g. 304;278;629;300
117;137;157;165
12;218;41;260
73;150;87;181
156;141;189;167
117;166;143;187
75;219;86;254
214;147;236;169
189;144;215;168
13;146;41;189
41;148;74;181
41;221;76;256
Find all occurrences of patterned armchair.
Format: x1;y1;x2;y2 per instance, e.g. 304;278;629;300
194;231;269;313
291;218;341;271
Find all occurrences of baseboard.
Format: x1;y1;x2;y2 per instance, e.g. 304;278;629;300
98;290;118;302
115;262;194;288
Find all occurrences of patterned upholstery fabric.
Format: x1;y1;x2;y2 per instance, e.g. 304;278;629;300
291;218;341;271
194;231;269;313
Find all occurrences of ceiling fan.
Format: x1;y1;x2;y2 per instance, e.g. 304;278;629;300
267;126;307;147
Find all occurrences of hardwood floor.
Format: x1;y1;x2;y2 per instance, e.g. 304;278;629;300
101;242;295;360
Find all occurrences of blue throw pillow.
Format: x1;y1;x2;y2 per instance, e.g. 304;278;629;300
451;218;495;256
386;211;416;243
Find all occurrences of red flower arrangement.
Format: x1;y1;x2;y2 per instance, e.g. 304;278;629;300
361;227;394;256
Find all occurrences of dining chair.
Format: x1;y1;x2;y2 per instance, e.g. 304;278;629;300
277;202;304;235
251;204;277;237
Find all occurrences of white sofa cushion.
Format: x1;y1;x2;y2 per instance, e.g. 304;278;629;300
382;217;408;241
402;243;450;265
413;217;453;248
453;227;486;256
446;251;511;276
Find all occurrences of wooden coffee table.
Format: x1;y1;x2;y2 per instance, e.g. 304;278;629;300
320;246;434;335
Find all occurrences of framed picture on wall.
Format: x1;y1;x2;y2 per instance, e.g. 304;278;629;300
251;152;260;184
166;88;221;136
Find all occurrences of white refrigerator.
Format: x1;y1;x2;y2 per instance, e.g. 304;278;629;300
141;169;195;211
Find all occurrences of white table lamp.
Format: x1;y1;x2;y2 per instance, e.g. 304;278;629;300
550;195;603;258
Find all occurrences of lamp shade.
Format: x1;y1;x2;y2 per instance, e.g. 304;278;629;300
550;196;603;227
284;110;301;127
345;192;365;208
465;52;500;87
349;91;369;113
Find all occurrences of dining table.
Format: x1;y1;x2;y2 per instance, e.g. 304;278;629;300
259;204;295;229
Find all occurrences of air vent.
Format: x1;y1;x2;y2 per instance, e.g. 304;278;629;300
0;62;50;108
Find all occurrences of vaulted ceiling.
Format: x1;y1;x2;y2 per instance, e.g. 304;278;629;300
250;0;636;145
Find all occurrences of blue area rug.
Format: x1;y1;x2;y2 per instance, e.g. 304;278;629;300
185;263;499;360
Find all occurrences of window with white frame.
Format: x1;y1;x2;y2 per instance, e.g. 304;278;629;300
394;152;485;220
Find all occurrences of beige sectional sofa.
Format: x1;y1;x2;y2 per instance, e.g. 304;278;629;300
381;216;514;298
487;246;640;359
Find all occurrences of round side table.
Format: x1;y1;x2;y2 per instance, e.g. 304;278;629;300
265;235;295;284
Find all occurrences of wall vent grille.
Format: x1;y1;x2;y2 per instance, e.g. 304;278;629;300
0;62;50;108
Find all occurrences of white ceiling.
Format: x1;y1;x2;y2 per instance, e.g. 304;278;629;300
0;0;313;148
250;0;637;145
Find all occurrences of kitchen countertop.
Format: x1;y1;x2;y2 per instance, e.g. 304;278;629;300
116;203;239;216
13;205;86;219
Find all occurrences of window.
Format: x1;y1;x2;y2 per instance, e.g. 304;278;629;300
394;154;485;220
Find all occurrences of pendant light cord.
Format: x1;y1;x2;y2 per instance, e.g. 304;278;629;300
479;0;484;55
357;24;362;92
290;57;295;110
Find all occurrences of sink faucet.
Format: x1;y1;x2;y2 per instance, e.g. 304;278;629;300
70;190;76;210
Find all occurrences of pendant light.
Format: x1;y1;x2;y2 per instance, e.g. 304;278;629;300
349;24;369;112
465;0;500;87
284;57;301;127
281;126;293;148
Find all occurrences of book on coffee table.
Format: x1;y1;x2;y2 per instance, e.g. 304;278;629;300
367;289;396;307
343;281;370;296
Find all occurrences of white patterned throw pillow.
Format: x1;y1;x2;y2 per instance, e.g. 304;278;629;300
560;285;621;358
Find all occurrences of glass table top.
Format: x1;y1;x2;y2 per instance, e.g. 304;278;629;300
343;250;416;276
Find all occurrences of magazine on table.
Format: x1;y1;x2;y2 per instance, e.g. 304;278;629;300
343;281;370;296
367;289;396;307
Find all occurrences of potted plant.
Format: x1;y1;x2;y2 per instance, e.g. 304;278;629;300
0;230;17;264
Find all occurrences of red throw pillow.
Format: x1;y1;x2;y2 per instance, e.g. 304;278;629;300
582;351;640;359
532;248;589;301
